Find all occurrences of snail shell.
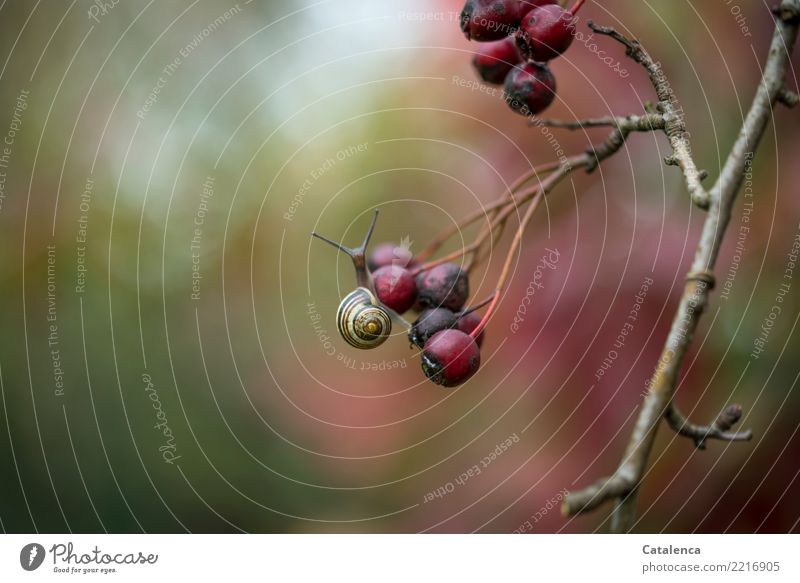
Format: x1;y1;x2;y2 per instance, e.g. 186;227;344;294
337;287;392;349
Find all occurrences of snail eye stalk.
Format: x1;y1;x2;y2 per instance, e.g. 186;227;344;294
311;209;379;290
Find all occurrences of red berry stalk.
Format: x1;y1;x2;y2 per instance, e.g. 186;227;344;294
469;163;572;339
569;0;587;15
414;161;563;264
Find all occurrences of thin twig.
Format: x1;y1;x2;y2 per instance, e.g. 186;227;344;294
429;111;661;276
415;157;585;274
465;214;507;273
586;20;711;209
471;164;578;338
777;87;799;107
664;404;753;450
532;113;665;132
412;184;545;274
414;163;561;263
561;474;631;517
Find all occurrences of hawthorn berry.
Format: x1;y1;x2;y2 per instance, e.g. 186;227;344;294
421;329;481;387
504;61;556;116
416;263;470;311
518;0;560;11
515;3;578;62
460;0;528;42
409;308;458;349
373;265;417;314
368;243;417;271
455;311;485;348
473;37;522;85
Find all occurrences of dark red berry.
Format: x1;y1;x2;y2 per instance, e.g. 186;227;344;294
472;37;522;85
373;265;417;314
516;4;576;62
460;0;528;42
519;0;560;11
421;329;481;387
415;263;470;311
409;308;458;349
455;311;485;348
368;243;417;271
504;61;556;116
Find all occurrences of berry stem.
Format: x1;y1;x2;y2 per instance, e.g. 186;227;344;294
568;0;587;16
463;161;568;272
464;218;507;274
411;182;544;276
469;291;500;340
463;177;549;273
470;188;544;339
411;197;516;269
414;161;563;263
457;294;498;318
470;159;581;338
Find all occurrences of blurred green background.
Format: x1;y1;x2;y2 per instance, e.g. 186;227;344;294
0;0;798;533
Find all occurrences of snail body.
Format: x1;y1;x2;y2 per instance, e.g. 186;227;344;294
337;287;392;349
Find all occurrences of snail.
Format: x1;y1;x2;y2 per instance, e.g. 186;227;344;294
312;210;394;349
336;287;392;349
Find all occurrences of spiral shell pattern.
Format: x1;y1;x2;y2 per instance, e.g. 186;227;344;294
337;287;392;349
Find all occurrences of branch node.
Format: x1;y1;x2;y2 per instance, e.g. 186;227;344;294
773;1;800;23
562;474;634;517
685;269;716;290
665;403;753;450
714;404;743;432
585;20;710;211
693;192;712;210
778;87;799;107
587;20;641;58
662;110;686;135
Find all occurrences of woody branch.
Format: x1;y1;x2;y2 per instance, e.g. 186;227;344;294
562;1;799;532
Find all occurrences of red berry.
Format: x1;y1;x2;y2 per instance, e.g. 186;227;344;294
472;37;522;85
516;4;576;62
415;263;470;311
409;308;458;349
504;61;556;116
455;311;485;348
368;243;417;271
421;329;481;387
519;0;560;10
373;265;417;314
460;0;527;42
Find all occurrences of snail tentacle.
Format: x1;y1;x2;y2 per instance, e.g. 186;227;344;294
311;209;379;290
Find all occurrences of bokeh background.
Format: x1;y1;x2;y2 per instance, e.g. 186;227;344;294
0;0;798;533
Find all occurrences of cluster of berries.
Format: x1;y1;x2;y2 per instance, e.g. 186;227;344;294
462;0;586;116
368;244;482;387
